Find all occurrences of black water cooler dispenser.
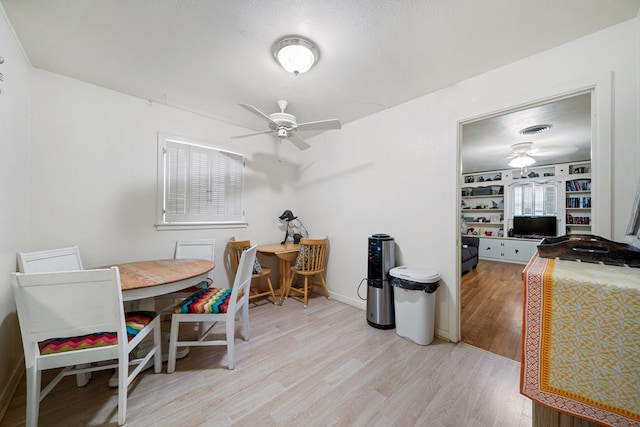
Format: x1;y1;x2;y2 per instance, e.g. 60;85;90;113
366;234;396;329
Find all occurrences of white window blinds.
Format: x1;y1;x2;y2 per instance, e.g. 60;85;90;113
160;136;244;224
511;181;558;216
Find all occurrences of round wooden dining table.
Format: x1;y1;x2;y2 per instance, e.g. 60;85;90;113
103;258;215;301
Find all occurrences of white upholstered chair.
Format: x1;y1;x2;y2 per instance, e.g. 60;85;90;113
167;245;256;372
11;268;162;426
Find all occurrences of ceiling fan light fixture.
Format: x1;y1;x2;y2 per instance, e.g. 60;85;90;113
508;142;536;168
272;35;319;75
508;154;536;168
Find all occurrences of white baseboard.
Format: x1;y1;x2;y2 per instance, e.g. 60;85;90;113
0;358;23;423
329;291;366;310
329;291;452;342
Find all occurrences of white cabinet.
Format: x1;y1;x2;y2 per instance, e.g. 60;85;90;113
503;239;538;263
479;237;538;264
479;238;502;260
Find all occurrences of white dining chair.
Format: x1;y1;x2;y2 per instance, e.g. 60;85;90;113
11;268;162;426
155;239;216;338
167;245;256;372
17;246;93;387
17;246;84;273
156;239;216;302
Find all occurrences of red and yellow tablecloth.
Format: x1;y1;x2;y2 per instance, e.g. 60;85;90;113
521;253;640;426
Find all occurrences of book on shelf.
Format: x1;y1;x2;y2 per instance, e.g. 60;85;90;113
566;179;591;192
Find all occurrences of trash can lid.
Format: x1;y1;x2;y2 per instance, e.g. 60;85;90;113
389;266;440;283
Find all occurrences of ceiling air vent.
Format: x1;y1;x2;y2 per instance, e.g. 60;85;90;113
519;124;552;135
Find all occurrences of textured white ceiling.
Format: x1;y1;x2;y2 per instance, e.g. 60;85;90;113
462;93;592;173
1;0;638;167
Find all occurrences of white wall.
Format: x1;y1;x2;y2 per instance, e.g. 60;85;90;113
299;17;639;340
27;69;299;280
0;4;30;411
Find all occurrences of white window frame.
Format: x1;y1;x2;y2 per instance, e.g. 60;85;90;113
156;133;247;230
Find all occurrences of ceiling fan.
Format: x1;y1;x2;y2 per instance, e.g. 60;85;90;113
507;141;579;169
231;100;341;150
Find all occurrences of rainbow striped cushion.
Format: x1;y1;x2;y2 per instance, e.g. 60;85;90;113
174;278;212;294
174;287;243;314
39;311;157;355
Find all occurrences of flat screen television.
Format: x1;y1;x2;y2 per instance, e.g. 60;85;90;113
512;216;557;238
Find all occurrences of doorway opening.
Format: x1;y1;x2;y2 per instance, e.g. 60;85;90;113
459;91;593;361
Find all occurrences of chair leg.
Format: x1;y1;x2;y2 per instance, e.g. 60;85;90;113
303;276;310;308
167;315;180;373
242;303;249;340
118;350;128;425
25;366;40;427
265;275;276;304
318;273;330;299
226;317;235;370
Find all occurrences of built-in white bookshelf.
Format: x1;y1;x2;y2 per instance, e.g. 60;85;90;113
462;161;593;263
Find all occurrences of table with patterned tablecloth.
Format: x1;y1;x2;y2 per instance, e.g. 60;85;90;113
521;253;640;427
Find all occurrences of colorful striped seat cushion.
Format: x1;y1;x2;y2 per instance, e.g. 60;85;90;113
38;311;157;355
174;287;243;314
173;278;212;294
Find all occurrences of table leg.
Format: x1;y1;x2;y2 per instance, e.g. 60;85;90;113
278;259;296;305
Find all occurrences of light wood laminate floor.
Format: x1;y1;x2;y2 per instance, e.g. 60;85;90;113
2;296;532;426
461;260;525;361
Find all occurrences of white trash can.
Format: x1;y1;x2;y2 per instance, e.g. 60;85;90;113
389;266;440;345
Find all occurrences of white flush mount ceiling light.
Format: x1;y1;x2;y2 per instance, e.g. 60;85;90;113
272;35;319;75
508;142;537;168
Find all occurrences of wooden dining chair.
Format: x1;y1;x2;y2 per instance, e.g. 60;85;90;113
167;245;256;372
229;238;276;304
281;237;330;308
11;268;162;426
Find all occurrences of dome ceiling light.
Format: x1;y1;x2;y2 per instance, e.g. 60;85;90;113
272;35;319;75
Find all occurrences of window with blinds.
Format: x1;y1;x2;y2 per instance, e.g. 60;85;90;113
158;134;244;225
511;181;558;217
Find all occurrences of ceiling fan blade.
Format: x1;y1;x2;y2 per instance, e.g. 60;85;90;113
529;145;578;157
286;133;311;151
231;129;274;139
296;119;342;131
238;103;280;128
